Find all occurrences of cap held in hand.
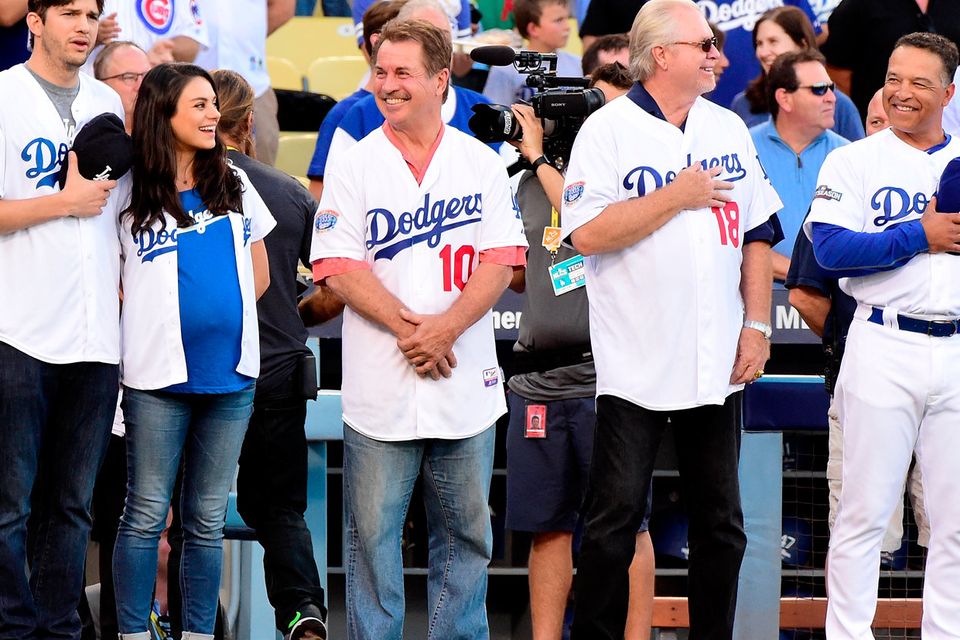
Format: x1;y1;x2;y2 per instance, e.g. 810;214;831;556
57;113;133;189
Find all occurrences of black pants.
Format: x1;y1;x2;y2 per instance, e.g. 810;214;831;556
168;374;326;634
571;394;746;640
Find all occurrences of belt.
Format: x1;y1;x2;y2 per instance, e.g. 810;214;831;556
868;306;960;337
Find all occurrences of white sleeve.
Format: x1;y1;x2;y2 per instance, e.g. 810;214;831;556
560;115;620;240
741;129;783;234
476;153;528;251
172;0;210;47
310;160;367;263
240;173;276;242
803;147;863;238
0;125;6;199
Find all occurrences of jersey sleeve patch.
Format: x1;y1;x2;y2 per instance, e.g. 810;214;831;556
814;185;843;202
314;210;340;234
563;181;585;205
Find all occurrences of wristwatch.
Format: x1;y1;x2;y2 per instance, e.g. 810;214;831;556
531;155;550;171
743;320;773;339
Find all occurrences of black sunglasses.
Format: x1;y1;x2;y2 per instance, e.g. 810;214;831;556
669;36;718;53
796;82;836;96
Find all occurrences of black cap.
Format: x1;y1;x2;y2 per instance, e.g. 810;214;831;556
57;112;133;189
939;156;960;213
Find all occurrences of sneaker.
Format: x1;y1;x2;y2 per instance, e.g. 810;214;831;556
284;609;327;640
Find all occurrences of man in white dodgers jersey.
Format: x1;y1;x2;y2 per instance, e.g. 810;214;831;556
310;17;526;640
803;32;960;640
560;1;783;638
0;0;126;637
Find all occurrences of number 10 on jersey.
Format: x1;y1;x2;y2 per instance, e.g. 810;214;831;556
440;244;476;291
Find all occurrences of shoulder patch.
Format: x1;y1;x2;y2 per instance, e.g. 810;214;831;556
814;185;842;202
563;181;585;205
314;210;339;233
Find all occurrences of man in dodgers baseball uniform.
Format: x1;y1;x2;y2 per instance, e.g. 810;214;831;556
561;1;783;638
310;17;526;640
0;0;126;637
804;32;960;640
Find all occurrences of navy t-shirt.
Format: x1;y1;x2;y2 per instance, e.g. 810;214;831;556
0;19;29;71
164;189;252;394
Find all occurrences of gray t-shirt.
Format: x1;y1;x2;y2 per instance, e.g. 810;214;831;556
27;64;79;139
508;169;595;401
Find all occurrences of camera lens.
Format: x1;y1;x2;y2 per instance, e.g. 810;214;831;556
468;104;523;143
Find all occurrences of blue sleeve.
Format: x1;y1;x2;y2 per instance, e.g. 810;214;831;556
810;221;929;277
833;92;865;141
307;104;347;179
785;226;831;293
457;0;472;36
353;0;373;44
785;0;822;33
744;213;784;247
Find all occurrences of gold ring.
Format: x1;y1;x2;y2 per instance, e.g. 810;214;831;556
753;369;764;380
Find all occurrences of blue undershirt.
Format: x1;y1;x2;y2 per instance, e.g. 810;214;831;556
164;189;252;394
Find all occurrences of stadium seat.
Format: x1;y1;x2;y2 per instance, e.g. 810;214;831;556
275;132;319;179
306;56;367;100
266;56;305;91
266;17;359;74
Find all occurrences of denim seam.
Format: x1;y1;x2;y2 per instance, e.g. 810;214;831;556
424;459;455;639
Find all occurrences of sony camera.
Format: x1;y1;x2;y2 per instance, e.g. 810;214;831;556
467;46;605;167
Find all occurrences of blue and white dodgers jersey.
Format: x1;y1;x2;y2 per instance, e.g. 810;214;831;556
311;125;527;441
561;94;782;410
804;129;960;316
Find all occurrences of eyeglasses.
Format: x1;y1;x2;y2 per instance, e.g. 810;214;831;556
100;71;147;85
795;82;836;96
669;36;718;53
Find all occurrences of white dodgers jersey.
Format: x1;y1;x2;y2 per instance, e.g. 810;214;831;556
804;129;960;316
561;95;782;410
311;125;527;440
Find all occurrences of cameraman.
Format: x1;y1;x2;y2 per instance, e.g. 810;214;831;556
505;63;656;640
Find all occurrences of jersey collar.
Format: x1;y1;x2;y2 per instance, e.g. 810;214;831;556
381;122;445;185
927;133;953;155
626;81;687;132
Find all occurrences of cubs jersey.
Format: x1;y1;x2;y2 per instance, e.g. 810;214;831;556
311;124;527;441
0;65;125;365
561;88;782;410
85;0;209;75
804;129;960;316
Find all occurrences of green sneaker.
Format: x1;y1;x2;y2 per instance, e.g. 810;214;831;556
284;608;327;640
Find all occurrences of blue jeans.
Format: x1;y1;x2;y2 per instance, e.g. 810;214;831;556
113;386;254;635
0;341;118;640
342;425;495;640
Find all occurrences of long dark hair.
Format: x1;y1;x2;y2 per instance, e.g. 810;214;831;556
124;63;243;234
744;7;818;114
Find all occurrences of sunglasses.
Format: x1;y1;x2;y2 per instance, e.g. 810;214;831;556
796;82;836;96
669;36;719;53
100;71;148;85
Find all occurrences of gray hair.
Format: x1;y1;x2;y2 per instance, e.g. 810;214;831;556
397;0;453;32
628;0;700;82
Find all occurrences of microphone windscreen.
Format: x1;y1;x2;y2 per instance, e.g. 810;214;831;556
470;45;517;66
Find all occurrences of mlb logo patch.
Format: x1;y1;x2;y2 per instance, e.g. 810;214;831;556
190;0;203;24
482;367;499;388
138;0;174;35
314;210;339;233
563;181;585;205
